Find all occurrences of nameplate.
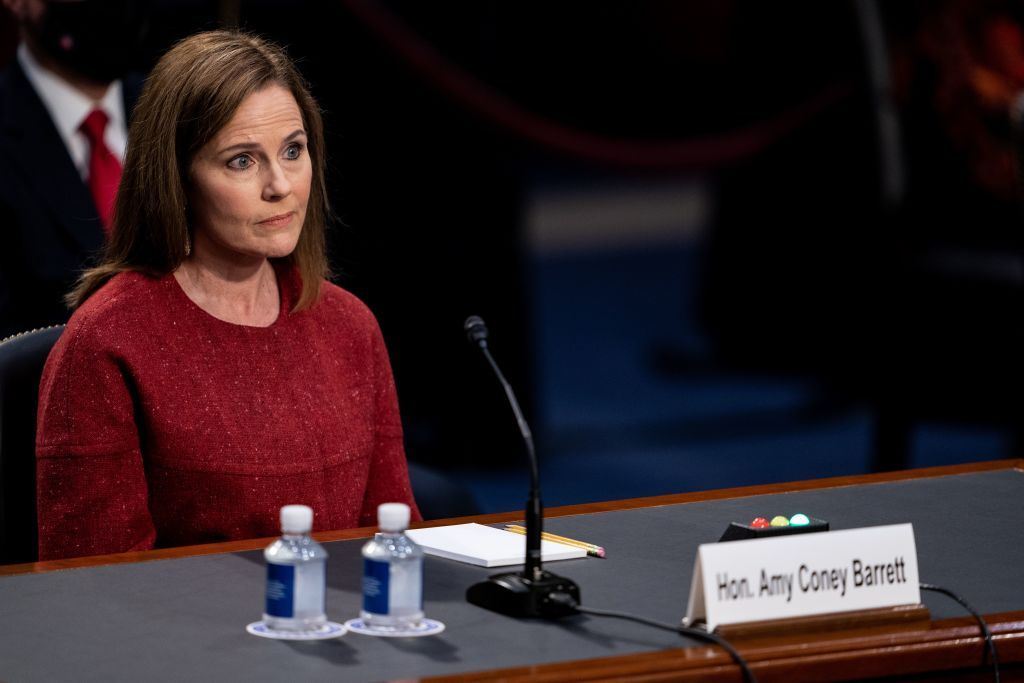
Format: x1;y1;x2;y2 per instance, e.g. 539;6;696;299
684;523;920;631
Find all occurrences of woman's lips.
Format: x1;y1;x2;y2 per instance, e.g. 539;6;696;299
257;212;294;228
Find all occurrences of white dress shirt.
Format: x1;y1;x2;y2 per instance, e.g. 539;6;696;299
17;43;128;181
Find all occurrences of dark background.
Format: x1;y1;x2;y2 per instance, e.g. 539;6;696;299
3;0;1021;512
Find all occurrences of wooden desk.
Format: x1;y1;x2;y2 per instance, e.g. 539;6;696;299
3;460;1022;682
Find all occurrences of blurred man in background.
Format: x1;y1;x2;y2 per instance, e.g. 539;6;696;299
0;0;148;337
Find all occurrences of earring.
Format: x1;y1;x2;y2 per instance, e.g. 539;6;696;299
184;231;192;257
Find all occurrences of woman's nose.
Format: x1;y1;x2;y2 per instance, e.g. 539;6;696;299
262;162;292;200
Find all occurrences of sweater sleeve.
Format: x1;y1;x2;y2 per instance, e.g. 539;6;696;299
358;318;422;526
35;320;156;560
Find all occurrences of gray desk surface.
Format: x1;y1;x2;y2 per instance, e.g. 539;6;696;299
1;468;1021;682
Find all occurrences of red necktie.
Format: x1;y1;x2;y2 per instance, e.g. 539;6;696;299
79;109;122;232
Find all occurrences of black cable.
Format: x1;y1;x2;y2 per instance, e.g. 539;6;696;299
920;583;1000;683
548;593;756;683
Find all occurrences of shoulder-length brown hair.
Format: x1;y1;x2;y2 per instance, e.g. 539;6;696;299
68;30;330;311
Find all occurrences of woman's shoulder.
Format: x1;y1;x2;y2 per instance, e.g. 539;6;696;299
42;272;169;389
313;279;381;330
64;271;170;344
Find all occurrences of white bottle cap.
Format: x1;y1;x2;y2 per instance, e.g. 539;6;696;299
280;504;313;534
378;503;410;532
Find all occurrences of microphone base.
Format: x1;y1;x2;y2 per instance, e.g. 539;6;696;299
467;570;581;619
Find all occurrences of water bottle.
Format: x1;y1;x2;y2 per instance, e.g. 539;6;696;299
361;503;424;630
263;504;328;630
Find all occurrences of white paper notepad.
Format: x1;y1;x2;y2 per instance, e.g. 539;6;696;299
405;523;587;567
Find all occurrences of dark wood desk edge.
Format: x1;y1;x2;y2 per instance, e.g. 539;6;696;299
419;610;1024;682
540;457;1023;519
3;458;1019;577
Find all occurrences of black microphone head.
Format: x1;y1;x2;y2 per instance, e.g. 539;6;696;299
464;315;489;345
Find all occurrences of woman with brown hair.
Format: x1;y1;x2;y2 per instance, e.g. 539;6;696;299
35;30;420;560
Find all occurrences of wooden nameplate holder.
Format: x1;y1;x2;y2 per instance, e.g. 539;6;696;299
715;603;931;639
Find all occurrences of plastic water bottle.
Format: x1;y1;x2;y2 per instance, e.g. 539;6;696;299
361;503;424;630
263;504;328;630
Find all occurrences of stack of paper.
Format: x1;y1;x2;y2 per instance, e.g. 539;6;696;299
406;523;587;567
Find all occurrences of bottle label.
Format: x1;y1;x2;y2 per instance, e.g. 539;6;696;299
362;558;390;614
265;563;295;618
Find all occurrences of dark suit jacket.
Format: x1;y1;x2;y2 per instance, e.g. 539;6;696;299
0;60;141;338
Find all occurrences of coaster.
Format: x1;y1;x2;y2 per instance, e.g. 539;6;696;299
246;620;346;640
343;617;445;638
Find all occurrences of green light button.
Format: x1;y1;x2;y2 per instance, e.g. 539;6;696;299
769;515;790;527
789;513;810;526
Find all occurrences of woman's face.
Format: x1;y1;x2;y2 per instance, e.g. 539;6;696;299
188;84;311;265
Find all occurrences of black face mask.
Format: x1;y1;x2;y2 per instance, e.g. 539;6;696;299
27;0;150;84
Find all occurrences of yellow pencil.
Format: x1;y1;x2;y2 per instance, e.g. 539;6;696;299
503;524;606;558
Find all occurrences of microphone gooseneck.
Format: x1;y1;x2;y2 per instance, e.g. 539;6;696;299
464;316;541;574
463;315;579;618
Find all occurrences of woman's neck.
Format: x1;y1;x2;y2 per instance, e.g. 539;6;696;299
173;256;281;327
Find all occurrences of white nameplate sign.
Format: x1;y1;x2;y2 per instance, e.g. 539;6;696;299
684;523;920;631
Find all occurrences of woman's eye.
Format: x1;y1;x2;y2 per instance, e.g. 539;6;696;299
284;143;303;160
227;154;254;170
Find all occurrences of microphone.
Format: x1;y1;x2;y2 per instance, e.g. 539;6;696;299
463;315;580;618
464;315;489;346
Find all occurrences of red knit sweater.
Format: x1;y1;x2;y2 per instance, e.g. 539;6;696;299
36;265;420;560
